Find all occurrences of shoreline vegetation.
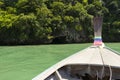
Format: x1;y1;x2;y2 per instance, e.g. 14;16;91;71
0;0;120;45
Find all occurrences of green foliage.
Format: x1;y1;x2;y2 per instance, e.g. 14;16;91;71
16;0;42;14
13;13;52;44
66;2;86;17
86;1;108;16
0;1;4;7
103;21;120;42
36;5;52;26
0;0;119;45
113;21;120;27
0;10;18;28
64;16;74;23
51;2;65;16
2;0;18;7
6;7;16;13
36;5;53;41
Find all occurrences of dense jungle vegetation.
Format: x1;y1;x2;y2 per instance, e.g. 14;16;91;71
0;0;120;45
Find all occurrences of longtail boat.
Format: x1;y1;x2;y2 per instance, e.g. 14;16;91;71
32;17;120;80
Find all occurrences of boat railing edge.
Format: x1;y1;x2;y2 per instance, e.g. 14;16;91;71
105;47;120;55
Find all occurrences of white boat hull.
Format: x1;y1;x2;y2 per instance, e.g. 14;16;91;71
32;46;120;80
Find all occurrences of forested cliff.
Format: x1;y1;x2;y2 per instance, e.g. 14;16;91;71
0;0;120;45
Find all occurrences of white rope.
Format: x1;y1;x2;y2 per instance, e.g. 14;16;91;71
108;65;112;80
99;46;105;79
96;70;99;80
99;46;113;80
